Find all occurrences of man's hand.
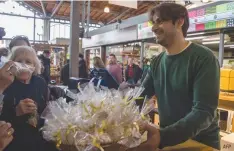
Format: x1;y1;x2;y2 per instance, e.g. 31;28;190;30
0;61;15;94
0;121;14;151
16;99;37;116
128;123;161;151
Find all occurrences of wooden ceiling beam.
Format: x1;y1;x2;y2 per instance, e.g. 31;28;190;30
51;1;64;18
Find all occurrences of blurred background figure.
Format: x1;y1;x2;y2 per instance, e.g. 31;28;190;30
125;57;142;85
117;61;124;82
78;53;88;79
0;47;9;67
106;54;122;84
61;53;88;86
9;36;31;51
39;50;51;84
141;58;151;83
90;56;119;89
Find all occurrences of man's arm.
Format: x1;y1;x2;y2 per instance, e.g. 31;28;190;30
141;68;155;98
159;55;220;148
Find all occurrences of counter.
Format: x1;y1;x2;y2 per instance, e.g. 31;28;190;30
219;92;234;132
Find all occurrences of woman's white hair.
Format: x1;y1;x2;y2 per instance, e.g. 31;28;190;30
10;46;41;75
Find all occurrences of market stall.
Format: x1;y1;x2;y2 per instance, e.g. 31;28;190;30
32;43;68;84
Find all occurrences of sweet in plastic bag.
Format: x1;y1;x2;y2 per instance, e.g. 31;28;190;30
41;83;154;151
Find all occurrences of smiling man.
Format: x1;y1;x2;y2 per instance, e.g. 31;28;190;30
134;3;220;151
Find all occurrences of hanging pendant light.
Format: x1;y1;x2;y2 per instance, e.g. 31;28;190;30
104;6;110;13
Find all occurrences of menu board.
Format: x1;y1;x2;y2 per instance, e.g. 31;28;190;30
188;2;234;32
138;21;154;39
138;1;234;39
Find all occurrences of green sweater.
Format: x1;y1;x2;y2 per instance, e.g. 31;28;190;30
142;43;220;149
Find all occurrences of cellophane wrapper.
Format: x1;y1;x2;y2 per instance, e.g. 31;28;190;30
13;62;35;76
41;83;154;151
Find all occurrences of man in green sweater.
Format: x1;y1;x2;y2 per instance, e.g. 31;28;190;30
134;3;220;151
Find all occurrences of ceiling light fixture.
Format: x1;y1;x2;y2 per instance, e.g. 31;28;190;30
187;32;205;36
202;37;220;41
201;0;210;3
104;6;110;13
224;45;234;47
202;40;227;45
185;36;206;40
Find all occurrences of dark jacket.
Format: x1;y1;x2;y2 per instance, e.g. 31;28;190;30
0;76;57;151
61;59;88;85
141;64;150;83
90;68;119;89
39;55;50;84
79;59;88;78
125;64;143;84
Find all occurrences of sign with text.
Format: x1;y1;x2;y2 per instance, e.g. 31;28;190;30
221;133;234;151
188;2;234;32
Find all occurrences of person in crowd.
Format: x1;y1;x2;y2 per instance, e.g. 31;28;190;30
0;46;57;151
132;3;220;151
39;50;51;84
125;57;142;85
0;47;8;58
0;61;15;151
78;53;88;78
140;58;150;83
90;57;119;89
9;36;30;51
60;60;70;86
0;48;9;67
106;54;122;84
117;61;124;82
61;53;88;86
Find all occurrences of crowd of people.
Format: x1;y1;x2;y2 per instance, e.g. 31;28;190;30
0;31;144;151
0;2;221;151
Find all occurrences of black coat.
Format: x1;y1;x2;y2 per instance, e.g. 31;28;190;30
61;59;88;85
39;55;50;84
125;64;143;84
0;76;57;151
90;68;119;89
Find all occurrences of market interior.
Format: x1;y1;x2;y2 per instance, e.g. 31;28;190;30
0;0;234;151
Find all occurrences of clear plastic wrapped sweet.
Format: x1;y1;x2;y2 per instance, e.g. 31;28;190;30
41;83;154;151
12;62;35;76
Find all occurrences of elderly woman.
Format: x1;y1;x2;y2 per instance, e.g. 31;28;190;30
0;46;57;151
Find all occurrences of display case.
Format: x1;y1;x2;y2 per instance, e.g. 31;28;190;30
106;43;141;67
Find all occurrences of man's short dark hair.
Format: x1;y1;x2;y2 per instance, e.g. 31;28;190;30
149;3;189;37
9;35;31;50
109;54;116;58
79;53;84;59
43;50;50;54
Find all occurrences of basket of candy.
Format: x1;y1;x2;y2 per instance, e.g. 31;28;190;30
41;83;154;151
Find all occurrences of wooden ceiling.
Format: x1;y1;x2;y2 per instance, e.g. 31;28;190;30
22;1;157;25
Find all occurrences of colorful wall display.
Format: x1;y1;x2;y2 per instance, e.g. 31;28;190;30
188;2;234;32
138;2;234;39
137;21;154;40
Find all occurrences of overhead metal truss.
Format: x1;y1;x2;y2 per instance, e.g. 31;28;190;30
40;0;47;17
87;0;230;37
16;1;43;17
